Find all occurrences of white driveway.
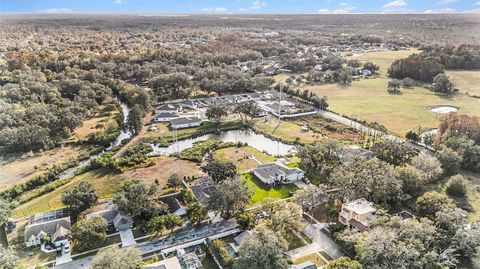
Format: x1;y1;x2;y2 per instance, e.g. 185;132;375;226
304;224;344;259
55;246;72;265
119;229;136;247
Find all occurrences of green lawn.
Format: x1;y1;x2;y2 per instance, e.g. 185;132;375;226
284;229;307;251
252;115;320;144
242;173;298;203
292;253;326;267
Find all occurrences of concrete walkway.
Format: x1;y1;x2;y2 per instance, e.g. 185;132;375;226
119;229;136;247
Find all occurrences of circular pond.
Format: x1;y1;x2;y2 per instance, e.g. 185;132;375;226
429;105;459;114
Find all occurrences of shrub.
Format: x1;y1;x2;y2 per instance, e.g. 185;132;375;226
446;175;468;197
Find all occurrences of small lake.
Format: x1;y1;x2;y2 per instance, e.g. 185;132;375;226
148;129;296;157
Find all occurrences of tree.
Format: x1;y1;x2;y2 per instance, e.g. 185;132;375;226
202;160;237;183
445;174;468;197
90;245;141;269
387;79;401;94
371;140;416;166
0;199;12;247
206;103;229;123
61;181;98;222
394;165;425;196
236;212;255;230
338;67;352;84
432;73;454;94
113;181;167;219
326;257;362;269
147;212;183;235
298;139;341;183
208;177;252;219
291;184;328;213
411;152;443;182
388;55;444;82
127;104;146;135
363;62;379;73
405;130;419;142
187;202;208;226
0;246;19;269
416;191;454;219
330;158;402;204
435;146;462;175
70;216;107;252
235;101;262;122
255;199;303;235
210;239;233;268
149;72;191;100
235;226;289;269
166;173;183;190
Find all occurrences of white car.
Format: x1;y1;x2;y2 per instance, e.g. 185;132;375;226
63;244;70;254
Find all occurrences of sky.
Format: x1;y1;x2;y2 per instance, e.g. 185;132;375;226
1;0;480;14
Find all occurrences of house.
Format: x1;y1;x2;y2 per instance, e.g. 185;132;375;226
314;64;323;71
86;202;134;232
230;230;253;254
24;209;71;248
177;249;203;269
170;117;202;129
338;198;376;232
189;177;216;208
141;256;181;269
159;192;188;217
361;69;372;76
253;162;305;185
177;100;199;109
155;103;180;114
263;66;279;76
154;112;179;122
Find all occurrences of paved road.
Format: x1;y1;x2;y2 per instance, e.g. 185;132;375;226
317;109;433;152
53;220;238;269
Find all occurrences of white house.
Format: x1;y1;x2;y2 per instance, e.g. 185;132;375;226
24;209;71;248
253;162;305;185
155;103;180;114
339;198;376;232
154;112;179;122
177;100;200;109
86;205;134;232
264;66;279;76
170;117;202;129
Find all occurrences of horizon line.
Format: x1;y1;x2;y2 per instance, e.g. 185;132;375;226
1;11;478;15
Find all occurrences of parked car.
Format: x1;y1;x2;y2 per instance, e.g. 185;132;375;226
63;244;70;254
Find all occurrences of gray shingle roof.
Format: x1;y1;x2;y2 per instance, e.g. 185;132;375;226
170;117;201;125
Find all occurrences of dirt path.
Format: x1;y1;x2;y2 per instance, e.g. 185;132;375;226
113;112;153;158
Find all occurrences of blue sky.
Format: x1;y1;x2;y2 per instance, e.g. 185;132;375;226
1;0;479;14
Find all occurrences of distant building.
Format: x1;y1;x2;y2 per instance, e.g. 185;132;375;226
177;100;200;109
154;112;179;122
314;64;323;71
253;162;305;185
24;209;71;248
189;177;216;208
263;66;279;76
155;103;181;114
339;198;376;232
170;117;202;129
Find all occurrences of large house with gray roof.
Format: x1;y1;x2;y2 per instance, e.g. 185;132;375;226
253;162;305;185
24;209;71;248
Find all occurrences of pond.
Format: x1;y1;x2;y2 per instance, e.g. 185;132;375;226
429;105;459;114
148;129;296;157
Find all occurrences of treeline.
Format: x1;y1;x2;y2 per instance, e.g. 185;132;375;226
388;45;480;83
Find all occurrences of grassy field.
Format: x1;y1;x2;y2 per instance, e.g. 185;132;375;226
446;70;480;96
0;145;88;191
11;156;204;218
71;105;120;141
252;115;320;144
242;173;298;203
12;168;123;218
213;146;276;173
292;49;480;136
